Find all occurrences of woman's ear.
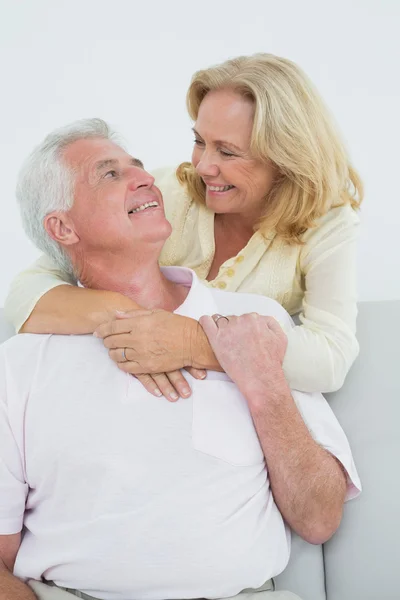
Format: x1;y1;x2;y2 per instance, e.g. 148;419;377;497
44;212;80;246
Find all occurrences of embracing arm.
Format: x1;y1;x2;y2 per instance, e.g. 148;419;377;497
4;255;142;334
0;534;37;599
283;206;360;393
20;285;141;335
94;207;361;387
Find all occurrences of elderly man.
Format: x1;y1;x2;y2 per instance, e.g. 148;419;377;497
0;120;360;600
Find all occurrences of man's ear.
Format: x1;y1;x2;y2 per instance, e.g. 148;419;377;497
44;212;80;247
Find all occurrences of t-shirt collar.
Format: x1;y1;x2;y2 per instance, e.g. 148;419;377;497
160;266;219;320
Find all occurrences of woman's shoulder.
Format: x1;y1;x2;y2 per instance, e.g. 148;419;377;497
151;165;178;186
150;165;187;198
150;165;191;221
302;204;360;246
300;204;360;265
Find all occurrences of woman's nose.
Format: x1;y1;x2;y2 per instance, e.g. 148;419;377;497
195;154;220;178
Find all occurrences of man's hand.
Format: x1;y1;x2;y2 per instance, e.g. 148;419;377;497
200;313;288;401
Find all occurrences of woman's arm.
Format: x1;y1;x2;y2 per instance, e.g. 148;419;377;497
21;286;141;335
4;255;140;334
96;207;360;394
283;206;360;393
3;255;210;399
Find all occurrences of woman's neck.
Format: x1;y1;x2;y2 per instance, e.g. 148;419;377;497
206;213;255;281
215;212;256;240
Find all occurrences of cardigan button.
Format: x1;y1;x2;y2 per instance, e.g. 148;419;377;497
217;281;227;289
226;268;235;277
235;255;245;263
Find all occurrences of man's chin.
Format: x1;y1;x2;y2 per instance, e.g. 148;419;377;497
136;221;172;245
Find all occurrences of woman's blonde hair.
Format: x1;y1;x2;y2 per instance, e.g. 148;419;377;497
177;53;363;243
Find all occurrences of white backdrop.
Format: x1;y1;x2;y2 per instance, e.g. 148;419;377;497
1;0;399;304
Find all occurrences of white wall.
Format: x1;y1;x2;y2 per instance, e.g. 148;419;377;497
0;0;399;303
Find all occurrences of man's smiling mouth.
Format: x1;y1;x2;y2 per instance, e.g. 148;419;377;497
128;201;159;215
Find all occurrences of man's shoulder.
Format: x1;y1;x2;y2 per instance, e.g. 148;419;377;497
1;332;51;355
0;334;112;403
0;333;105;369
209;288;293;328
0;335;53;402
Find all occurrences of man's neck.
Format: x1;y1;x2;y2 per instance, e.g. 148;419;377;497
73;250;189;312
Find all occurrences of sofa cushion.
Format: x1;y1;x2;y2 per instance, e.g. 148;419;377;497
274;535;326;600
324;300;400;600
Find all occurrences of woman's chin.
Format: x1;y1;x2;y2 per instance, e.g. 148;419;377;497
205;199;230;213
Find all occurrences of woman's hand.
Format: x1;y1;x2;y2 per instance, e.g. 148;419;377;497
135;368;207;401
94;309;199;372
94;310;207;400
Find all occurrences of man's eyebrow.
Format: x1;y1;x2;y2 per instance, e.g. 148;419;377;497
192;128;243;154
131;157;144;168
95;157;144;172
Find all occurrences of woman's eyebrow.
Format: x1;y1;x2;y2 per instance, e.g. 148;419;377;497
192;128;243;153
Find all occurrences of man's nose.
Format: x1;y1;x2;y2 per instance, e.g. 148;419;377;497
195;152;220;178
127;167;155;191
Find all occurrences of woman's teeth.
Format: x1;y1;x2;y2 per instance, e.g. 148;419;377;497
208;185;234;192
129;201;159;214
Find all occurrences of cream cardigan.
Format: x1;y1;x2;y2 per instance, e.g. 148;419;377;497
5;166;360;393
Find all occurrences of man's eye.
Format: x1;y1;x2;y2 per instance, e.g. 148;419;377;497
104;170;118;179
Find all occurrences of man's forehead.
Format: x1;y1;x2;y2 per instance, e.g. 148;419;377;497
63;137;141;170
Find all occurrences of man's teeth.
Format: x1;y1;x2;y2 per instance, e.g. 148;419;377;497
208;185;234;192
129;201;159;214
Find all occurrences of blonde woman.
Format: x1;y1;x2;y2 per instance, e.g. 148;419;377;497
5;53;362;397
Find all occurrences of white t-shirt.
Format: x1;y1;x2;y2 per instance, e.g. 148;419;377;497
0;267;361;600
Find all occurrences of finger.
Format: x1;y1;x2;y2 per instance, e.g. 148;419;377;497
94;319;137;339
185;366;207;380
264;316;284;334
211;313;229;329
164;370;192;398
116;360;142;375
199;315;218;341
151;373;180;402
134;374;163;398
108;348;128;364
102;334;141;350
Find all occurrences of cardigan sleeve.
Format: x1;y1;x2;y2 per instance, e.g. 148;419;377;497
282;205;360;393
4;254;75;333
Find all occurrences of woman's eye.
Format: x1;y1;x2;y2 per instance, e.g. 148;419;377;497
193;138;205;147
104;170;118;179
220;149;235;157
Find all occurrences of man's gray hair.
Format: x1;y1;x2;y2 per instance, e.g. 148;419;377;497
17;118;120;276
